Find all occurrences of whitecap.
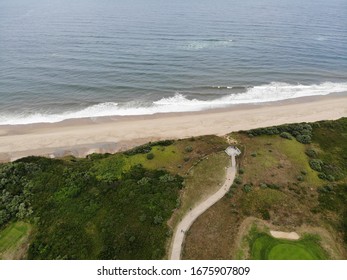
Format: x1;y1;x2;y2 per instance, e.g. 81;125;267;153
1;82;346;125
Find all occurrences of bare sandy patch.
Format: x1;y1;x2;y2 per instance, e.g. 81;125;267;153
270;230;300;240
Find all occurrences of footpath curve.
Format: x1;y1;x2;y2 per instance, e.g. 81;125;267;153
170;153;237;260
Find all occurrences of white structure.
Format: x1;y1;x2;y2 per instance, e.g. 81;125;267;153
225;146;241;167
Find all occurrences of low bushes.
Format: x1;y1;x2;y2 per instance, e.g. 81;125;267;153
309;159;323;172
245;123;313;144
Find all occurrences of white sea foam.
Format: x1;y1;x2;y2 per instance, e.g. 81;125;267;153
181;39;233;50
0;82;346;125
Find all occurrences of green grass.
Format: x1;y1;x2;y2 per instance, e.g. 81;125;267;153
126;145;183;172
91;145;183;182
248;229;328;260
0;221;31;259
273;138;322;186
91;154;126;181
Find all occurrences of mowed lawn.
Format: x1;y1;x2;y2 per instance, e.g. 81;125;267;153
250;231;327;260
0;221;31;259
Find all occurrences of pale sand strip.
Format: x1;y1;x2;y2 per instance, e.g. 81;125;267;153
0;94;346;161
270;230;300;240
170;153;236;260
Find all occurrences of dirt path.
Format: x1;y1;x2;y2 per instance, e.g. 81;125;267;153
169;153;237;260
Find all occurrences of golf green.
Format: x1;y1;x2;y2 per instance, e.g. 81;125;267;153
249;231;327;260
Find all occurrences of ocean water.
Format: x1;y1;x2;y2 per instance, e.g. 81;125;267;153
0;0;346;125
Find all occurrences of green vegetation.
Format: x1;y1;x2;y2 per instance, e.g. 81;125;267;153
146;153;154;160
246;122;313;144
305;149;318;158
0;146;185;259
123;140;174;156
280;132;293;140
24;160;183;260
247;227;327;260
317;184;347;243
0;162;36;228
309;159;323;172
0;135;228;259
0;221;31;259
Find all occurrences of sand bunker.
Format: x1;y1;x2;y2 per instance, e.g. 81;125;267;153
270;230;300;240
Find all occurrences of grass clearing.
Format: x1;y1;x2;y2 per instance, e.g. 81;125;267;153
0;221;31;259
238;134;321;187
272;139;321;186
126;145;183;172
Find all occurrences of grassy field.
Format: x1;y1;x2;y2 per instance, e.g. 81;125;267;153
248;228;327;260
0;222;31;259
91;136;228;179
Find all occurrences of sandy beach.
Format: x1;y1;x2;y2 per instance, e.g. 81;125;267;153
0;93;346;162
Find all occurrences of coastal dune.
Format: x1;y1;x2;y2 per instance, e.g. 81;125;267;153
0;94;346;162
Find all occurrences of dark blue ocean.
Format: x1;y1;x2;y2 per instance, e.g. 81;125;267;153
0;0;346;124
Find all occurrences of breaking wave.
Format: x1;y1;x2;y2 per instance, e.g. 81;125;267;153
0;81;346;125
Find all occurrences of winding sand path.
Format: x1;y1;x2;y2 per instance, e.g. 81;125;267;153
169;153;237;260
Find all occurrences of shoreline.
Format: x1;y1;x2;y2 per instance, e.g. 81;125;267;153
1;92;346;162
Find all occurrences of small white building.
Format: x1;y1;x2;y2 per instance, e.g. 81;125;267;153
225;146;241;157
225;146;241;167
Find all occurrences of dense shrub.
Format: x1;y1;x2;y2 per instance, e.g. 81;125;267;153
261;209;271;220
146;153;154;160
235;176;243;185
184;146;193;153
267;184;281;190
296;134;311;144
154;140;174;146
280;132;293;140
124;144;152;155
243;184;252;193
245;122;313;144
0;162;38;227
309;159;323;172
1;155;184;260
297;175;304;181
326;175;335;182
305;149;318;158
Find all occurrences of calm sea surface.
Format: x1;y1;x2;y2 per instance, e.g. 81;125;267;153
0;0;346;124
